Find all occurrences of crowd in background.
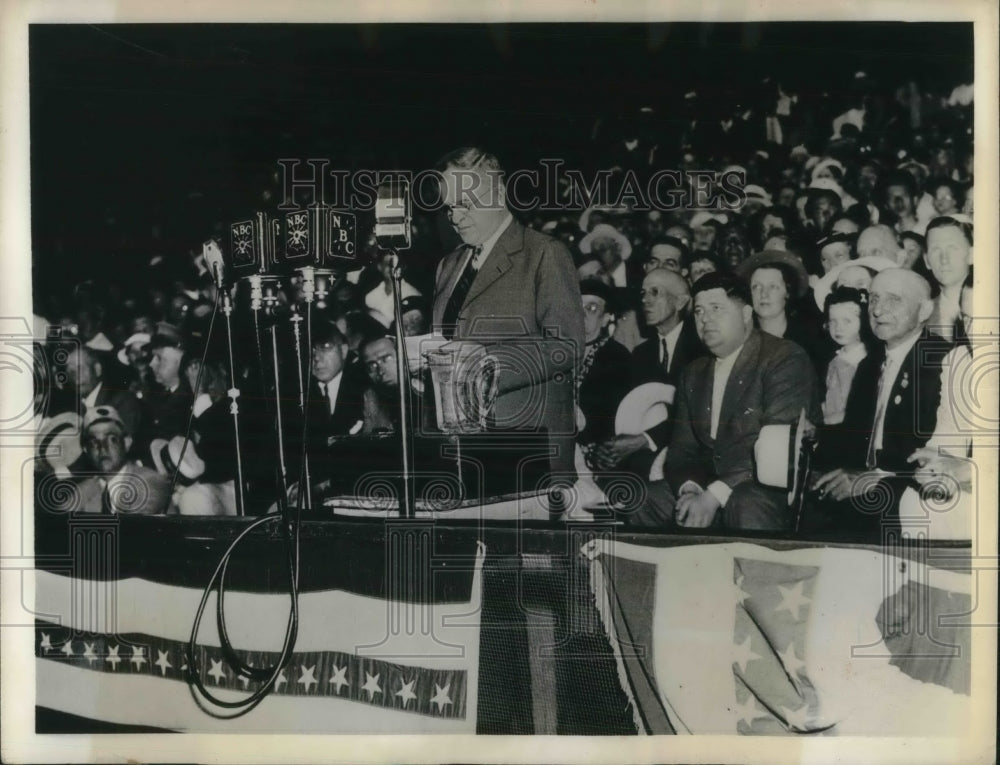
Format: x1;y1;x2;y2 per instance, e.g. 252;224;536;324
32;67;977;529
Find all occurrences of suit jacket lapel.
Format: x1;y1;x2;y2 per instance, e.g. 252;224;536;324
463;221;518;308
718;330;760;432
433;249;467;327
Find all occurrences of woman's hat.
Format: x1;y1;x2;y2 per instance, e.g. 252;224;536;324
735;250;810;299
812;254;899;311
580;223;633;261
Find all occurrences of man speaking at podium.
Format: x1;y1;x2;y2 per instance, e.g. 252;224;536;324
432;147;585;480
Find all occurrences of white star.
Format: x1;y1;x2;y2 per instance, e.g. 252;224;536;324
430;682;452;713
775;580;811;621
130;646;146;670
732;634;760;674
155;650;172;676
83;642;97;665
361;672;382;700
40;633;53;652
208;658;227;685
328;665;348;694
239;662;253;688
778;642;807;679
734;573;750;606
274;669;287;691
60;639;75;657
396;678;417;707
298;664;318;693
105;643;121;670
780;702;812;732
734;693;765;728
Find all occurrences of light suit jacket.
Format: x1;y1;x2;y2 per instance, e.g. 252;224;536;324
433;219;585;477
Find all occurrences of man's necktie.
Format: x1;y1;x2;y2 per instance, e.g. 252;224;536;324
100;479;114;515
319;382;332;414
441;245;483;339
660;337;670;377
866;359;889;470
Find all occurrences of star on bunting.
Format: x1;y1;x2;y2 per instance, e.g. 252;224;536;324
328;665;348;694
396;679;417;707
298;664;318;693
362;672;382;700
430;682;452;712
732;634;760;673
130;646;146;670
208;658;227;685
40;633;53;652
105;643;121;670
775;580;810;620
60;640;75;657
155;650;171;676
83;642;97;665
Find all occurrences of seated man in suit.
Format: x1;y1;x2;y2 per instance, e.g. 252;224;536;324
290;321;367;493
630;272;820;531
810;268;952;534
72;405;170;514
591;268;703;476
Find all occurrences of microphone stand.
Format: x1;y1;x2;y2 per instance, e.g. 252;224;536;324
249;275;289;498
387;249;415;519
218;276;247;517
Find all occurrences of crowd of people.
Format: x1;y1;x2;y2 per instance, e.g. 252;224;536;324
32;67;978;537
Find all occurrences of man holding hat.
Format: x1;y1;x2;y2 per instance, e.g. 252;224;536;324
630;272;820;531
73;405;171;514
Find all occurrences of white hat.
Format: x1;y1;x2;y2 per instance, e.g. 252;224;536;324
84;332;114;352
689;211;729;229
743;184;773;207
810;158;846;183
580;223;633;261
808;177;857;209
150;435;205;482
812;254;899;311
755;409;812;504
116;332;152;366
37;411;83;474
615;383;675;435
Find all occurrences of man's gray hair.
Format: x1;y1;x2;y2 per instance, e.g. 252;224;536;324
434;146;505;178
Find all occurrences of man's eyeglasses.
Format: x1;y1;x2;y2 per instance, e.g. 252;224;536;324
365;353;396;374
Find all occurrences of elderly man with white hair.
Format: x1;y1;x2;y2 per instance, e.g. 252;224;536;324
810;268;953;534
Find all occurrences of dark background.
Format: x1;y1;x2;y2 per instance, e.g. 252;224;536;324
29;23;973;295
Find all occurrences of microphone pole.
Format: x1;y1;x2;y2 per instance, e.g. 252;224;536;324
388;249;415;519
215;263;247;517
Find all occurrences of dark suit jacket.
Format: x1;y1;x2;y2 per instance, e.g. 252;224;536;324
629;318;706;449
433;219;585;477
578;338;632;445
291;371;368;483
665;329;821;495
820;331;950;474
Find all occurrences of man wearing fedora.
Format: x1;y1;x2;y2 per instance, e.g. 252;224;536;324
432;147;584;480
139;323;194;459
72;405;171;515
629;272;820;531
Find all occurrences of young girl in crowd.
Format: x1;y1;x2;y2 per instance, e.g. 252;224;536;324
821;286;875;425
